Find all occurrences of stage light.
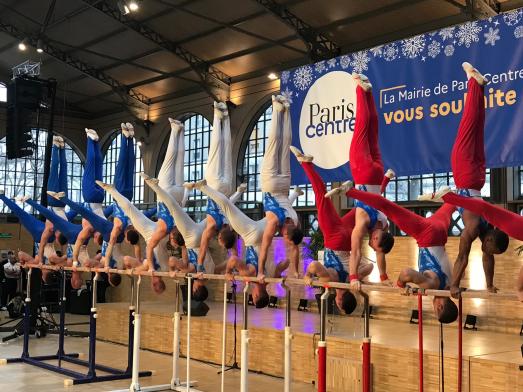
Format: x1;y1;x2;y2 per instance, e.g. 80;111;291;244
18;39;28;51
36;39;43;53
297;298;308;312
409;309;419;324
268;72;278;80
117;0;131;15
129;0;140;11
464;314;477;330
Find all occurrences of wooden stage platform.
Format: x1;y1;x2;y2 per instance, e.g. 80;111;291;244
97;300;523;392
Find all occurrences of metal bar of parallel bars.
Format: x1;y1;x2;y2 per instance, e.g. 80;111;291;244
29;266;520;300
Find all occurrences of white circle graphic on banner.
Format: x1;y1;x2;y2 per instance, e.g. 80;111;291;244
299;71;357;169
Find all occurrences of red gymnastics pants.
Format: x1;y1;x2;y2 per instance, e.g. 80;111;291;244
443;192;522;241
347;189;455;247
451;78;486;191
302;162;355;251
349;85;384;186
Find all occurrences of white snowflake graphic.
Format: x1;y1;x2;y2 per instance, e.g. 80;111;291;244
350;50;370;73
314;61;326;73
503;9;522;26
438;27;454;41
444;44;454;56
484;27;500;46
281;88;294;104
427;40;441;58
515;26;523;38
280;70;290;85
327;58;337;68
293;65;313;90
339;55;351;69
401;35;425;58
370;45;383;57
456;22;482;47
382;43;398;62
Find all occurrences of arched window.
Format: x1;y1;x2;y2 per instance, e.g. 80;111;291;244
102;133;145;205
183;114;211;219
0;83;6;102
156;114;211;221
240;104;316;207
0;130;84;212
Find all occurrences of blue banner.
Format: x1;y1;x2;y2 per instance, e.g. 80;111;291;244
283;10;523;184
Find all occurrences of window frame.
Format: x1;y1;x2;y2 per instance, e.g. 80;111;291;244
0;129;84;213
102;131;145;206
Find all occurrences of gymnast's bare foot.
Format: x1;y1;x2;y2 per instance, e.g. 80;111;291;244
143;175;160;187
237;183;248;194
325;180;353;199
352;73;372;91
417;186;451;202
462;62;488;86
290;146;313;163
125;122;135;138
95;180;113;191
385;168;396;180
85;128;99;141
186;179;206;190
168;117;183;133
47;191;65;200
53;136;65;148
293;186;304;197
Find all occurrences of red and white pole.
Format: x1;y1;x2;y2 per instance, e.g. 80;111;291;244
418;292;424;392
361;292;371;392
317;288;330;392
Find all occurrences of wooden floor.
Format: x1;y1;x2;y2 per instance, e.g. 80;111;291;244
0;313;314;392
96;301;523;392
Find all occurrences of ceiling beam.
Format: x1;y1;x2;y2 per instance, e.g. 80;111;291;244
80;0;231;102
0;19;150;118
466;0;499;18
153;0;306;55
56;0;308;90
254;0;340;61
499;0;523;11
317;0;432;33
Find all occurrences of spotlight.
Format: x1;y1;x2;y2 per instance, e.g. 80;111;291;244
268;72;278;80
464;314;477;330
18;39;28;51
409;309;419;324
117;0;131;15
129;0;139;11
36;38;44;53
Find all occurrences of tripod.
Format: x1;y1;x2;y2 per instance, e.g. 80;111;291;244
218;282;240;373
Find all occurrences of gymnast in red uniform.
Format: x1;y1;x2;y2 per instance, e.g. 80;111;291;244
420;62;509;297
347;186;459;323
325;74;395;290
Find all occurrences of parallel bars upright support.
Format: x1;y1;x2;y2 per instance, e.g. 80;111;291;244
240;282;250;392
